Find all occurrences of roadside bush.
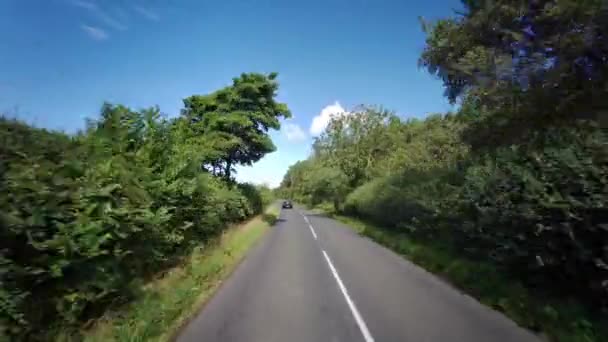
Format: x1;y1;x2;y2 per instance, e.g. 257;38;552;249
258;185;275;208
236;183;274;216
0;115;271;340
343;175;429;227
341;122;608;311
341;112;467;234
283;108;608;317
1;72;289;340
456;125;608;308
280;0;608;337
344;168;460;238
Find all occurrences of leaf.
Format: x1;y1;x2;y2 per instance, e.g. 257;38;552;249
99;184;121;197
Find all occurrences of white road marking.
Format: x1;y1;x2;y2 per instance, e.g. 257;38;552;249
309;224;318;240
303;216;309;224
322;250;375;342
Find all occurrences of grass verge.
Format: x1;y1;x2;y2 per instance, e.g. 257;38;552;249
81;205;280;342
315;207;607;342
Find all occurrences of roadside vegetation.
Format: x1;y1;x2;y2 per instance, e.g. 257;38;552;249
84;205;279;342
279;1;607;341
1;73;288;341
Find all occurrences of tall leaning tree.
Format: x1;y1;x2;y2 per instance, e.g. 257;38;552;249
181;72;291;181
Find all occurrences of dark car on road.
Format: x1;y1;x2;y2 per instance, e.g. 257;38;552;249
282;200;293;209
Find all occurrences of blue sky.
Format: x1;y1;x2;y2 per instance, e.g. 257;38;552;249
0;0;461;187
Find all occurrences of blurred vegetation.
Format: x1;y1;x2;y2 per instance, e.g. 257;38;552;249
83;205;279;342
280;1;607;340
0;73;287;341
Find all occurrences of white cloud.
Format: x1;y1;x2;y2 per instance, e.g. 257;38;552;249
98;11;128;30
134;6;160;21
283;123;307;142
81;24;108;40
70;0;96;11
309;101;349;136
70;0;128;31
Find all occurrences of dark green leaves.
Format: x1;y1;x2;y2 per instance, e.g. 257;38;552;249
181;72;291;181
0;72;285;340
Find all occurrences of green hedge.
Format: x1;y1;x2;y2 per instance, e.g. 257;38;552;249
0;113;268;340
455;127;608;308
343;124;608;311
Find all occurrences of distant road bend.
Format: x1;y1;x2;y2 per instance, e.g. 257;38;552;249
178;205;541;342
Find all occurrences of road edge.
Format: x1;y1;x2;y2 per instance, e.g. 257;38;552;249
313;208;608;342
165;204;280;341
83;205;280;342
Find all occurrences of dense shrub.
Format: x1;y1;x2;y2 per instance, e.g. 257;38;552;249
455;125;608;307
0;72;286;340
285;114;607;320
344;173;436;228
279;1;608;339
236;183;274;216
0;119;267;340
341;121;608;308
282;1;608;320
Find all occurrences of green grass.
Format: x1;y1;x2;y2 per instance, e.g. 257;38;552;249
320;211;607;342
79;205;280;342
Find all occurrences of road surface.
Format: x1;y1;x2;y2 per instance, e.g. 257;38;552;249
177;206;541;342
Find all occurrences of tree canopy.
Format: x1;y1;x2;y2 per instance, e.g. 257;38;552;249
420;0;608;149
181;72;291;180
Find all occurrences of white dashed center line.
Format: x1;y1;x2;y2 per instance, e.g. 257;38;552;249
299;210;374;341
309;224;318;240
322;250;375;342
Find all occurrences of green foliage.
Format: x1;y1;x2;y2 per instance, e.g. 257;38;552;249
420;0;608;110
334;215;608;342
288;111;607;339
312;106;398;186
455;125;608;308
280;2;608;339
236;183;274;217
84;205;278;342
0;73;288;340
280;159;349;211
420;0;608;151
181;73;291;180
343;171;453;231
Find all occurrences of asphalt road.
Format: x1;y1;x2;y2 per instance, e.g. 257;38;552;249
177;206;541;342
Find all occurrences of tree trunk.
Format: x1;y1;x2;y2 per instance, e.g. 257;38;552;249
225;160;232;181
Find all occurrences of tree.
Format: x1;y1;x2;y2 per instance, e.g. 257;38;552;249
312;106;397;187
181;72;291;180
419;0;608;149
